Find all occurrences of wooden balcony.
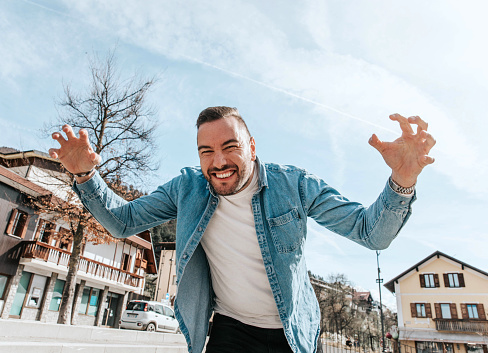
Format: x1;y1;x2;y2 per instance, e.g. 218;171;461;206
435;319;488;334
20;241;143;288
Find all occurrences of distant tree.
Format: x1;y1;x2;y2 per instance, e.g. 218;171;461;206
323;273;357;337
38;49;158;324
151;220;176;243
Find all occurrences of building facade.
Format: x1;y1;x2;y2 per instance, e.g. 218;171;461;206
385;251;488;353
153;242;177;305
0;148;157;327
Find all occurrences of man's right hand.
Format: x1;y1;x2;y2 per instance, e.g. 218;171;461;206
49;125;101;182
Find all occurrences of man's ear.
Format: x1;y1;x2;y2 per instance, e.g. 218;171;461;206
250;137;256;161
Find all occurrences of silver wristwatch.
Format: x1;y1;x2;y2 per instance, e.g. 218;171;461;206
389;177;415;195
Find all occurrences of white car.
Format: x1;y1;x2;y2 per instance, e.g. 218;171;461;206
119;300;180;333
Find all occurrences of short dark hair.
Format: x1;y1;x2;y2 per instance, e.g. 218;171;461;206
196;106;251;137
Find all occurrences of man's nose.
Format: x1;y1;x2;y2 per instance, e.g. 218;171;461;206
213;151;227;169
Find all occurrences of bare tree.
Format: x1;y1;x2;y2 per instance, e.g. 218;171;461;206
40;49;158;324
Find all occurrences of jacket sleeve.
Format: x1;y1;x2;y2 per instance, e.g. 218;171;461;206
73;171;178;238
301;172;416;250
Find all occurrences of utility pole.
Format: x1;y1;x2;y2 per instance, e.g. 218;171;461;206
376;250;386;352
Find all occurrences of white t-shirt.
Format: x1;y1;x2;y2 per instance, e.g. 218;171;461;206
200;166;282;328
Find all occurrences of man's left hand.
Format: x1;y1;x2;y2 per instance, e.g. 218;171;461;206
369;114;436;187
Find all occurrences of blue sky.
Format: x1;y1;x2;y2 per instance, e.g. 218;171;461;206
2;0;487;310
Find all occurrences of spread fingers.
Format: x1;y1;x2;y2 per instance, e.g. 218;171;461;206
408;115;429;134
62;124;77;140
421;130;436;153
390;113;414;135
48;148;60;159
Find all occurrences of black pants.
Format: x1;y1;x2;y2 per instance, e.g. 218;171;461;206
205;314;293;353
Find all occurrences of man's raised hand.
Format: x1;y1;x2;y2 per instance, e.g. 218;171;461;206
49;125;101;179
369;114;436;188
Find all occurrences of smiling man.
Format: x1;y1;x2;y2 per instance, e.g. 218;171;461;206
197;110;256;196
50;106;435;353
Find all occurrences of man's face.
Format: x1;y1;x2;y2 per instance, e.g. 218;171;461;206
197;117;256;196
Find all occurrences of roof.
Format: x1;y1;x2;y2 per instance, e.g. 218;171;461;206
0;149;63;174
0;149;56;162
126;230;158;275
0;165;51;197
353;291;372;301
384;250;488;293
0;147;20;154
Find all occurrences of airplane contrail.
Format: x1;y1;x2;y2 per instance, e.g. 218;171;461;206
182;54;399;136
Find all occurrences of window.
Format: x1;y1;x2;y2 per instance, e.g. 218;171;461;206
36;220;55;243
164;306;175;318
441;304;451;318
121;253;132;272
155;304;164;315
467;305;479;319
79;286;101;316
0;274;8;299
26;274;47;308
410;303;432;318
417;304;426;317
55;228;72;251
49;279;65;311
5;209;29;238
443;273;465;287
435;303;458;319
420;273;439;288
461;303;486;320
416;341;453;353
441;304;451;319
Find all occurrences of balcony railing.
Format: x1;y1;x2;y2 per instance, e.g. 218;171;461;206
435;319;488;334
20;241;143;288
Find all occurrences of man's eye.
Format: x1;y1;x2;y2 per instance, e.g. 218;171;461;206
225;145;238;151
200;150;212;155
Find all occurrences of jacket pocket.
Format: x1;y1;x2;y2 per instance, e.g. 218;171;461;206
267;208;303;253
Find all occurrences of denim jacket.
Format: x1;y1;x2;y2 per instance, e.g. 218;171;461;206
73;157;415;353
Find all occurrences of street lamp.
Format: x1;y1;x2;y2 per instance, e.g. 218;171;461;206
376;250;386;352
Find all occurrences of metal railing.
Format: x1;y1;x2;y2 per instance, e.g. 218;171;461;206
319;332;387;353
318;333;432;353
435;319;488;334
20;241;143;288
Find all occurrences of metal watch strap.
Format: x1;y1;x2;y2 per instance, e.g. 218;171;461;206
389;177;415;195
73;168;95;178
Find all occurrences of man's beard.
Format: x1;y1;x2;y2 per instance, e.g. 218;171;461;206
206;163;253;196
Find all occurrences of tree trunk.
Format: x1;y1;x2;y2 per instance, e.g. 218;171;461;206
57;221;84;324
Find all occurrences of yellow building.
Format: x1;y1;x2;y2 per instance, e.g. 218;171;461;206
384;251;488;353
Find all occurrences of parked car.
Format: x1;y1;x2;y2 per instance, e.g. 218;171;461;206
119;300;180;333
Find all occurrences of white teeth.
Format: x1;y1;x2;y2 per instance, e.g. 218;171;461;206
215;171;234;179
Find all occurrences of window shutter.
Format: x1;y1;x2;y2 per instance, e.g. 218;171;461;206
5;209;18;234
34;219;45;240
434;274;440;287
19;214;29;238
410;303;417;318
461;304;469;319
419;275;426;288
459;273;465;287
450;303;458;319
443;274;449;287
426;303;432;318
478;304;486;320
434;303;442;318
